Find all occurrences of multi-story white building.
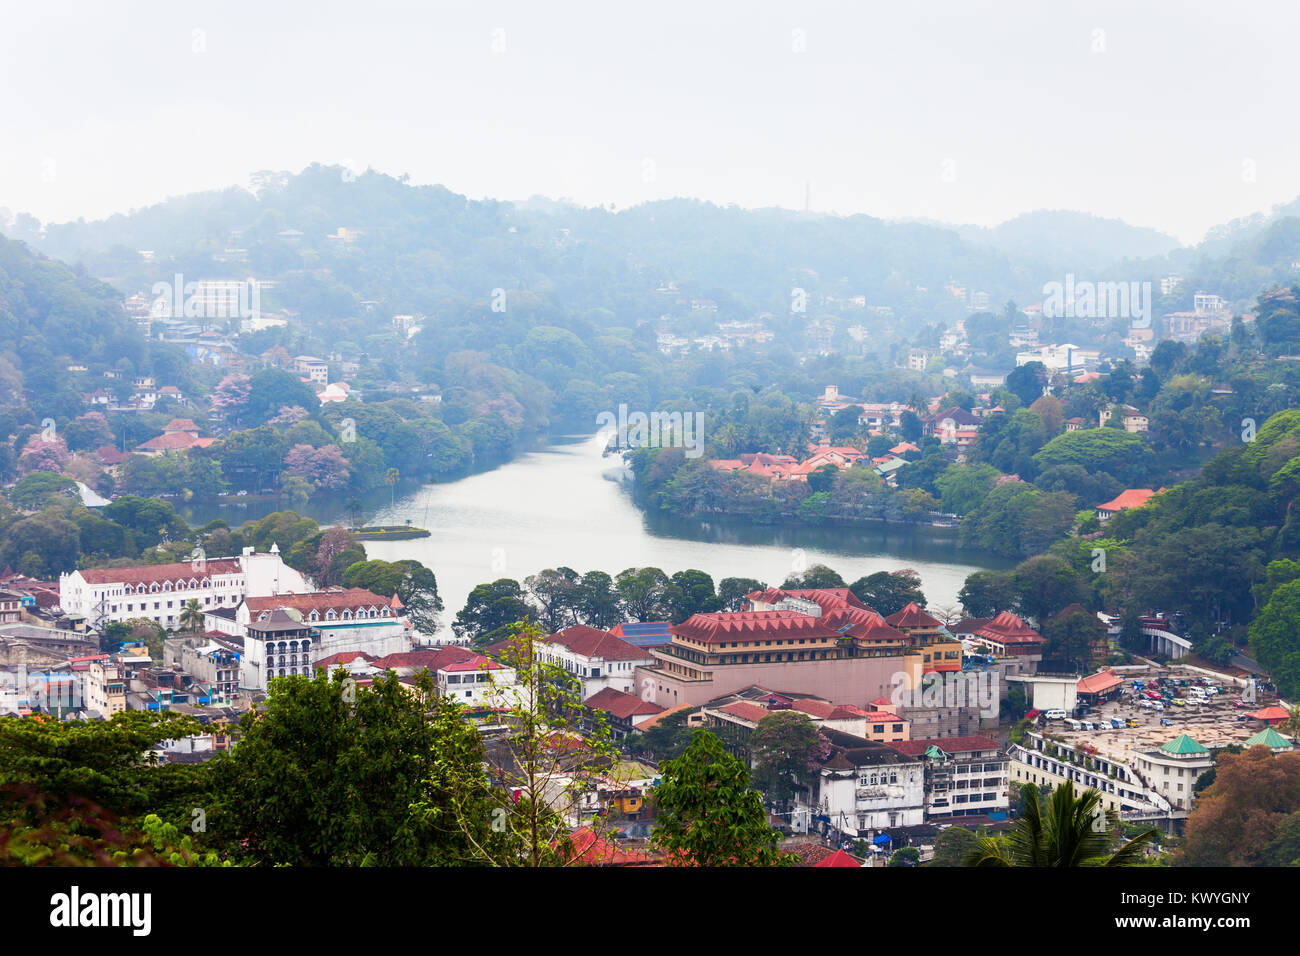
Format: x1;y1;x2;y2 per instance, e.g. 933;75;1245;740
1009;729;1173;819
293;355;329;385
238;588;410;690
813;731;926;837
893;736;1009;820
58;547;311;631
535;626;657;697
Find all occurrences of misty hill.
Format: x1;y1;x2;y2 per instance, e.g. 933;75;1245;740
18;165;1033;322
951;209;1182;275
0;236;183;418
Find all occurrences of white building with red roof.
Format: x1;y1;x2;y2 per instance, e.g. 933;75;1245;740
1096;488;1158;522
59;547;309;630
536;625;657;697
239;587;410;665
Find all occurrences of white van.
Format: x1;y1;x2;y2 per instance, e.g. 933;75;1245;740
1064;718;1084;731
1045;709;1066;720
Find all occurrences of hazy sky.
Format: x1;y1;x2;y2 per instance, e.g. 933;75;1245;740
2;0;1297;243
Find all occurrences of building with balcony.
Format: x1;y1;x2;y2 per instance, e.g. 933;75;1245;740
892;736;1008;820
812;729;925;837
238;588;409;664
243;610;316;690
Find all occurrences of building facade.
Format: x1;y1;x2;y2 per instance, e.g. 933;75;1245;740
59;548;310;630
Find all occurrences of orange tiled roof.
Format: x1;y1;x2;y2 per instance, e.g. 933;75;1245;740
1097;489;1156;513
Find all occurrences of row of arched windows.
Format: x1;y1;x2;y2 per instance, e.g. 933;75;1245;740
123;578;214;594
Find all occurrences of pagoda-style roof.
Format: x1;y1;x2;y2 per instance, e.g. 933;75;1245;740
1244;727;1294;750
1159;734;1208;756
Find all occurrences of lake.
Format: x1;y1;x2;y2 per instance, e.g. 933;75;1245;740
340;433;1017;637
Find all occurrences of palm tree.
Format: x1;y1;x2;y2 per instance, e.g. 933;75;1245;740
179;598;203;634
385;468;400;507
963;780;1159;867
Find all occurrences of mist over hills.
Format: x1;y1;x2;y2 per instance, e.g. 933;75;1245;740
5;164;1300;322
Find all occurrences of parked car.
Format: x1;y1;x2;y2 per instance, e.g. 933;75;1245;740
1172;698;1187;706
1045;709;1066;720
1233;699;1248;708
1109;718;1125;729
1125;718;1140;727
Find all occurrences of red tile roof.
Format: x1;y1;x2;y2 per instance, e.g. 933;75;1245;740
440;657;504;672
1077;670;1124;695
245;588;392;617
891;736;1002;757
784;841;839;866
814;848;862;867
76;559;242;585
672;610;842;645
1097;489;1156;513
370;646;482;672
970;611;1045;645
564;827;656;866
828;704;872;719
1247;706;1290;722
745;587;868;614
584;687;665;720
136;432;203;452
792;698;836;719
885;602;941;629
315;651;377;669
717;701;774;724
544;626;655;661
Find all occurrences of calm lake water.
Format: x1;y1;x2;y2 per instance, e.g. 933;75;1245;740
332;432;1016;638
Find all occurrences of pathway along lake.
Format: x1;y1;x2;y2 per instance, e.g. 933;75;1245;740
338;432;1016;638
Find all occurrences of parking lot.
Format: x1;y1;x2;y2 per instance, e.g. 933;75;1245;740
1039;665;1281;752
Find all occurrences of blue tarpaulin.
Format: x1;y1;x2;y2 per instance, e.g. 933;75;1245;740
873;833;892;845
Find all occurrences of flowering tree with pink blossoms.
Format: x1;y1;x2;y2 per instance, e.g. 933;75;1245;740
211;372;253;422
283;443;351;492
18;433;71;476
